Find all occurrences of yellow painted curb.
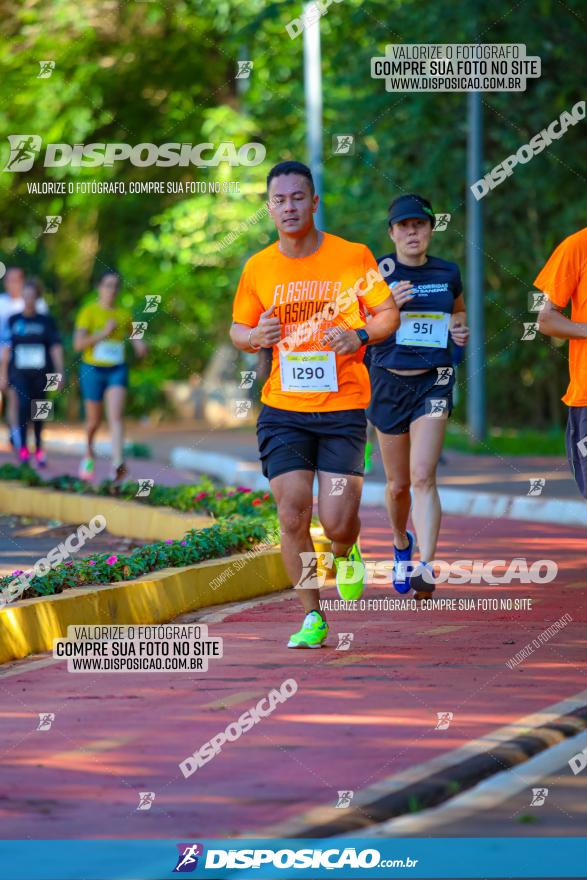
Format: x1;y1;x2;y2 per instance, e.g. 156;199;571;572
0;547;290;665
0;481;210;542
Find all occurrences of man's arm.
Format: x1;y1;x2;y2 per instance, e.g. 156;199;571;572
323;295;399;354
362;295;400;341
537;298;587;340
230;305;281;352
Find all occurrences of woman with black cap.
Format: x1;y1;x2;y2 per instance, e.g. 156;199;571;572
367;194;469;597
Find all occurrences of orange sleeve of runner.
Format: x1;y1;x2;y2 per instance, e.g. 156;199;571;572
232;259;264;327
357;246;393;310
534;235;582;309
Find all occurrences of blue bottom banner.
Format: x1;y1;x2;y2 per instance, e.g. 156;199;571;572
0;838;586;879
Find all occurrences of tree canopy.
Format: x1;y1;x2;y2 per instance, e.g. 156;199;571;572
0;0;584;424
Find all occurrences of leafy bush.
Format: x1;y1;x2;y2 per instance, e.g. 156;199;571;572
0;466;279;602
1;514;279;601
0;466;275;518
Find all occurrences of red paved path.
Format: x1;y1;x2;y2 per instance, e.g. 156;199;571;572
0;509;585;838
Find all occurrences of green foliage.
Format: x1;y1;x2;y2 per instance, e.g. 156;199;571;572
444;422;566;455
0;0;583;428
1;513;278;600
0;465;276;518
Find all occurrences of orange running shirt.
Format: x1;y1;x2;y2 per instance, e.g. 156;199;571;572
534;227;587;406
232;232;391;412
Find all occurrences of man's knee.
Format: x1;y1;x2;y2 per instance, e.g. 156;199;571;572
278;501;312;535
321;509;359;544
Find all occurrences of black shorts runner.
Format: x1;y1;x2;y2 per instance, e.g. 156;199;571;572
565;405;587;499
367;365;455;435
257;405;367;481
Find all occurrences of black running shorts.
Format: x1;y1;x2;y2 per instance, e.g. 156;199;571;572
256;405;367;481
565;405;587;500
367;365;455;435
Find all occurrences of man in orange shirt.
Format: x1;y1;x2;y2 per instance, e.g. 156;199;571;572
230;161;399;648
535;227;587;499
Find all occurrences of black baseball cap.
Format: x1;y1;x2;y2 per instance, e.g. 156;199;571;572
388;194;435;226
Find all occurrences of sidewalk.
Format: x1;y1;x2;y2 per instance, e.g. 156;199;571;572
0;423;200;487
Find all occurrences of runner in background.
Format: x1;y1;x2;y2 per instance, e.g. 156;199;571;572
0;265;49;443
367;194;469;597
230;161;398;648
535;227;587;499
74;270;147;483
0;278;63;465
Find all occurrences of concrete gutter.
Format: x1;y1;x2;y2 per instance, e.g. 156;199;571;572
0;547;289;665
0;480;210;542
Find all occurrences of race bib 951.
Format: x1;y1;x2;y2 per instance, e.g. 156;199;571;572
396;312;450;348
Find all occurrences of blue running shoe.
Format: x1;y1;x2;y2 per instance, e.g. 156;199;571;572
392;530;415;594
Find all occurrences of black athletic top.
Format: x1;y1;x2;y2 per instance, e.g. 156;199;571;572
370;253;462;370
8;312;61;374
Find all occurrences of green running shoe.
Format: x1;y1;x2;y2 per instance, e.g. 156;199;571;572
287;611;329;649
78;456;95;482
335;542;365;601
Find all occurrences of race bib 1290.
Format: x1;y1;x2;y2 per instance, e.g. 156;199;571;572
279;351;338;392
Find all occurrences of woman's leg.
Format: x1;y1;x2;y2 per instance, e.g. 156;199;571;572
84;400;103;458
13;381;29;450
7;387;22;449
104;384;127;470
32;373;48;452
408;414;448;563
375;429;412;548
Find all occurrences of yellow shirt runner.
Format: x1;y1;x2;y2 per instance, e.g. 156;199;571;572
75;301;133;367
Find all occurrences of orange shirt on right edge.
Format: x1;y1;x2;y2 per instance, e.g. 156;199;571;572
534;227;587;407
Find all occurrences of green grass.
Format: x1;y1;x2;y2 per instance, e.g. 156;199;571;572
444;423;566;456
